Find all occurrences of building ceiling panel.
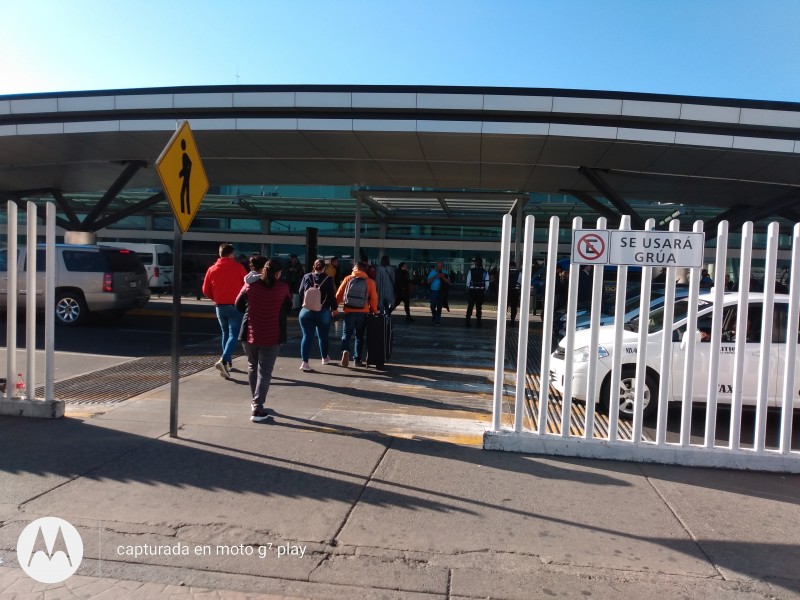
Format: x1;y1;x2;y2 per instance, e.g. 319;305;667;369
428;161;482;188
748;154;800;185
525;165;584;193
480;134;547;164
417;132;482;162
300;131;373;160
375;160;438;187
644;146;727;177
692;149;791;181
354;131;426;161
328;158;392;186
239;131;322;159
537;138;615;168
480;163;535;190
595;141;669;172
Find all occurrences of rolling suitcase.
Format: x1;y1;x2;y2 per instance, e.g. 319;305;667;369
365;313;393;368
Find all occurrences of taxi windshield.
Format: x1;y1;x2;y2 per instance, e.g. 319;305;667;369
627;298;694;333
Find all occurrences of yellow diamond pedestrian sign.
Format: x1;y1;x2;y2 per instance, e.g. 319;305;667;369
156;121;209;233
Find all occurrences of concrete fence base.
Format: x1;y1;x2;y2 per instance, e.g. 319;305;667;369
0;398;64;419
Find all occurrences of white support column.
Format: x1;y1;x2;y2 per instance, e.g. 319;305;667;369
45;204;56;402
25;202;37;399
6;202;18;399
491;214;513;431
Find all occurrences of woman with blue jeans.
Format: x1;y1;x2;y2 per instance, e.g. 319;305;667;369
298;259;339;371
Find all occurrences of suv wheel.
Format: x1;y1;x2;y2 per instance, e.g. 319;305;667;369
55;291;88;326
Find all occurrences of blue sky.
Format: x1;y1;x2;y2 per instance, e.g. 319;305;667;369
2;0;799;102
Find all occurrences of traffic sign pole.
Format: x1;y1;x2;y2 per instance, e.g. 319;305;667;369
157;120;208;439
169;222;183;438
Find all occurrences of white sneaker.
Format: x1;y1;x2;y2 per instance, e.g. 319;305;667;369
215;359;229;379
300;361;312;372
321;357;331;365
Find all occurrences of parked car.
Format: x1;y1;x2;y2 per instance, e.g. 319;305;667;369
549;293;800;420
0;244;151;326
556;286;692;339
100;242;174;293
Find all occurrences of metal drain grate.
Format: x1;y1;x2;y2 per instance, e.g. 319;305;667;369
34;348;241;406
504;328;651;442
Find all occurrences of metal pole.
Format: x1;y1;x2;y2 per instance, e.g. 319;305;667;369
25;202;37;399
169;221;183;438
354;194;362;263
45;203;55;402
513;215;535;432
491;214;512;431
6;202;18;399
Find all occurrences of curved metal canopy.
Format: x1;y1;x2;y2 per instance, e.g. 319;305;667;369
1;85;799;228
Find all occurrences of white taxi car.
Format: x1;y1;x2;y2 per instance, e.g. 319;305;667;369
549;292;799;420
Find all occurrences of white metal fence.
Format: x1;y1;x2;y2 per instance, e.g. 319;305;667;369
485;214;800;473
2;201;57;408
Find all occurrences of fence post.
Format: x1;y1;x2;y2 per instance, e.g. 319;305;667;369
491;214;513;431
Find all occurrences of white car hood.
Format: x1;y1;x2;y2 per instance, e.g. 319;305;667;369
563;325;642;349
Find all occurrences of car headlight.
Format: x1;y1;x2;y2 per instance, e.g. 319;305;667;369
574;345;609;362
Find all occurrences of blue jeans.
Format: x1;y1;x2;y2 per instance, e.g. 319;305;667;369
298;308;332;361
429;289;442;324
215;304;243;363
341;312;367;361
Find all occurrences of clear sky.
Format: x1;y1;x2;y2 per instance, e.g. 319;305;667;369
2;0;799;102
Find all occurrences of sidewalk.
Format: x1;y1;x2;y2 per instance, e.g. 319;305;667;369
0;307;799;599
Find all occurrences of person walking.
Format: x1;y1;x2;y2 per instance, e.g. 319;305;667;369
395;262;414;322
508;260;521;322
335;261;378;367
235;258;291;423
465;257;489;327
325;256;341;288
298;259;339;371
426;261;450;326
285;254;305;310
202;242;248;378
375;255;396;315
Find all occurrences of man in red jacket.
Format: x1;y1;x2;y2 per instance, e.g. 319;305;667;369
202;243;248;378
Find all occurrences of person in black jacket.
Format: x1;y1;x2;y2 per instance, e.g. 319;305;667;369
297;259;339;371
394;262;414;322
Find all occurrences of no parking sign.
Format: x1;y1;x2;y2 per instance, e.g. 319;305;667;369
571;230;610;264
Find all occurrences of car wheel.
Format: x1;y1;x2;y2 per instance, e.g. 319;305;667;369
602;367;659;421
55;291;88;326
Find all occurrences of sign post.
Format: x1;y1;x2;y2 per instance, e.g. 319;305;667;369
156;121;209;438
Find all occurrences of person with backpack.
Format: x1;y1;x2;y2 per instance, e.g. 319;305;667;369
297;259;339;371
465;257;489;327
335;261;378;367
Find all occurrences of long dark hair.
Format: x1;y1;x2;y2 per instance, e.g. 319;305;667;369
262;258;282;287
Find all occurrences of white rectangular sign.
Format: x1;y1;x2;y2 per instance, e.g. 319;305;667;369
572;230;705;268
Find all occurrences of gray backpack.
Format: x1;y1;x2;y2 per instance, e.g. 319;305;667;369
343;276;368;309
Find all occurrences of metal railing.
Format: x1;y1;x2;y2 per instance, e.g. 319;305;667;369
486;214;800;473
4;201;56;404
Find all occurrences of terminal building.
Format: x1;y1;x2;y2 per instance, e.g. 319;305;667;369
1;84;799;282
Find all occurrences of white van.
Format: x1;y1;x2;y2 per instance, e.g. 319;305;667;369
100;243;174;292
